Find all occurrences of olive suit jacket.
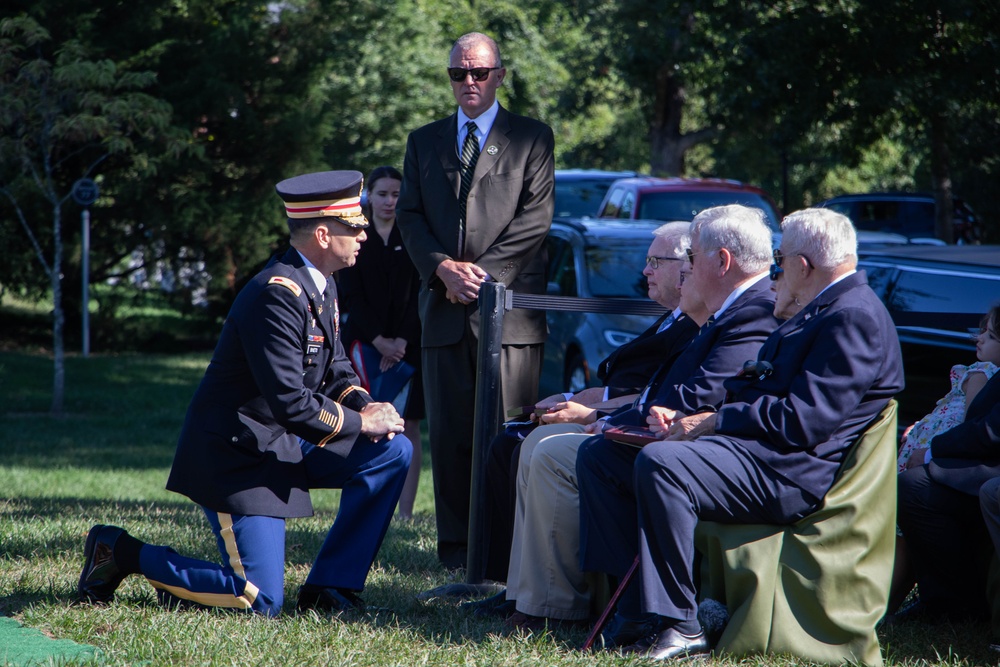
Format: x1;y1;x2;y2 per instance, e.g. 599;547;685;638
396;105;555;345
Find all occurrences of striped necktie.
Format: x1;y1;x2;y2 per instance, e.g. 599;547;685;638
459;120;480;229
656;313;677;333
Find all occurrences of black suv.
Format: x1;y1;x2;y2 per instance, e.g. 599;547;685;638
858;245;1000;423
818;192;982;244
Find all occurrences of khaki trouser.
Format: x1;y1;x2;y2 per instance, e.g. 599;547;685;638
507;423;605;620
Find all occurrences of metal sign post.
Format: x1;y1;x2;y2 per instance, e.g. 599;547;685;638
72;178;99;358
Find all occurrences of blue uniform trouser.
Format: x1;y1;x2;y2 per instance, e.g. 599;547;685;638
138;434;411;616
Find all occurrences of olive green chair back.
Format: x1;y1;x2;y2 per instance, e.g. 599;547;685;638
694;400;898;666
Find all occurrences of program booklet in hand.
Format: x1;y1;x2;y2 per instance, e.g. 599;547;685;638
603;425;661;448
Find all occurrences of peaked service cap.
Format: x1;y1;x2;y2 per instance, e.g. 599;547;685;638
275;170;369;228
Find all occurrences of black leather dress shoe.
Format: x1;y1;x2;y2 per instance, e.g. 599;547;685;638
626;626;710;661
600;614;665;650
460;589;516;618
296;585;365;613
78;524;128;604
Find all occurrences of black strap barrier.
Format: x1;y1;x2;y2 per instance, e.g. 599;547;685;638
418;282;667;599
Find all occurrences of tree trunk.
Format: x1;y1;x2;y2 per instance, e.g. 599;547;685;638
51;202;65;416
649;63;715;176
929;111;954;244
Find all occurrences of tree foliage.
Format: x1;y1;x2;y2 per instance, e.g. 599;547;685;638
2;0;999;378
0;13;188;412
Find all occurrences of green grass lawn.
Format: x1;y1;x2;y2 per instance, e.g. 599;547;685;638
0;350;994;666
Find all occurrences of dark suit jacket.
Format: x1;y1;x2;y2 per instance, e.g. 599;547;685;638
927;372;1000;495
166;248;372;518
598;312;700;398
396;105;555;345
608;277;780;427
714;271;905;502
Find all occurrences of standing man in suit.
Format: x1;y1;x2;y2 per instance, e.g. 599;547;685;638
78;171;412;616
578;208;904;660
397;31;555;570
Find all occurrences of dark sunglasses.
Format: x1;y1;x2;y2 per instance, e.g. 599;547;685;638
769;264;784;281
772;248;814;269
447;67;500;82
685;248;698;265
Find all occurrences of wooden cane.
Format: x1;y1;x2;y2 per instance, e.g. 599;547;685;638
581;555;640;651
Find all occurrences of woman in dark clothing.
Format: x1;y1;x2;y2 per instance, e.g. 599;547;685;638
340;166;424;519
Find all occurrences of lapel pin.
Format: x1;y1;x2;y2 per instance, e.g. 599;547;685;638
486;145;498;155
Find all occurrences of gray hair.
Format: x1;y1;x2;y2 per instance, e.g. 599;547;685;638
780;208;858;270
689;205;773;274
652;221;691;259
450;32;502;67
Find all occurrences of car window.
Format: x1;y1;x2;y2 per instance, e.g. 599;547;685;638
618;191;635;219
856;200;901;231
887;267;1000;333
600;187;626;218
584;239;649;298
636;192;780;230
824;201;854;219
545;236;577;296
554;180;615;218
899;201;936;237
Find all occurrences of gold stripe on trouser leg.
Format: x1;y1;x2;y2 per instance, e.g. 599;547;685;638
148;512;259;609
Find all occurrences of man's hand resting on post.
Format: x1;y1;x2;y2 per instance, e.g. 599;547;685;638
436;259;487;305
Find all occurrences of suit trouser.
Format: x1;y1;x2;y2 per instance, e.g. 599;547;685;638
506;424;596;620
423;328;541;568
981;476;1000;558
577;435;815;621
897;464;991;619
139;434;411;616
483;430;522;581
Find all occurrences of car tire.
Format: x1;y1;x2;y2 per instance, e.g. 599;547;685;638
564;352;589;394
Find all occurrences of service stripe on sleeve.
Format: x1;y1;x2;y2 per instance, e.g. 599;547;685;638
338;385;367;402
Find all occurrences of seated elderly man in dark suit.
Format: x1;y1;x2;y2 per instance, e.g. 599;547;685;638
473;222;699;599
500;204;781;631
578;207;904;660
898;367;1000;624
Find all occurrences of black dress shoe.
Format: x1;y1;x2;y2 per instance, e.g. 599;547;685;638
296;585;365;613
599;613;665;650
481;599;518;619
626;626;710;661
78;524;128;604
460;589;515;618
879;598;929;628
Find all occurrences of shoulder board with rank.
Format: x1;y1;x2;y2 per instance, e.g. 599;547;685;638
267;276;301;297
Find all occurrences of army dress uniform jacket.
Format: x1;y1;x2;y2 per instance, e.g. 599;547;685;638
166;248;372;518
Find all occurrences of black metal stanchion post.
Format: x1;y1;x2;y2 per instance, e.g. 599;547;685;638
465;281;505;586
417;282;506;600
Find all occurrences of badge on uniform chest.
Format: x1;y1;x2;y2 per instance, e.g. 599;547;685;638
306;333;325;356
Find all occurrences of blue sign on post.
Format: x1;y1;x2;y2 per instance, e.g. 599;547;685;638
72;178;99;206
